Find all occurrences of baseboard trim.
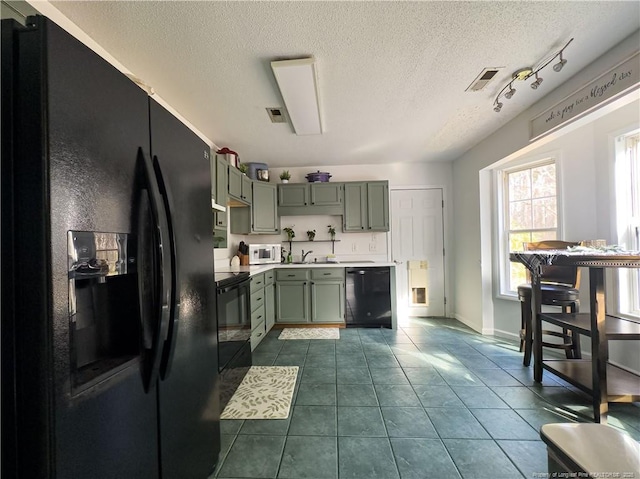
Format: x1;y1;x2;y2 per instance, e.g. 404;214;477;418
454;313;482;334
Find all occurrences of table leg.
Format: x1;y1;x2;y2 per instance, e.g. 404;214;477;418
532;270;543;382
590;267;608;423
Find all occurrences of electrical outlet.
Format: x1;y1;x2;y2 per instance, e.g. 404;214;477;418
352;243;357;252
369;243;377;252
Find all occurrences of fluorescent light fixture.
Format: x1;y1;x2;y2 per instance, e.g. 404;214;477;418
271;57;323;135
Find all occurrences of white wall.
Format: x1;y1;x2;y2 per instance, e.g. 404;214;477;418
452;31;639;372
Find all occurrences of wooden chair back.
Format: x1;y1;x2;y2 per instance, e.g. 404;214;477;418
523;240;582;289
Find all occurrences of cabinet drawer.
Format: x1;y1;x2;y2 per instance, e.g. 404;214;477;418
251;290;265;313
276;269;309;281
264;269;276;286
311;268;345;280
251;304;265;330
251;273;265;293
250;321;266;350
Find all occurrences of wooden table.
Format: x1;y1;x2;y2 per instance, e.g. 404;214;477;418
510;250;640;423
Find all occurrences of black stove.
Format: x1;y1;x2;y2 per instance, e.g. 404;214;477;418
214;271;249;289
214;271;252;411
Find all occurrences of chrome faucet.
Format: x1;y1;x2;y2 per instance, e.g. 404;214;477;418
301;250;313;263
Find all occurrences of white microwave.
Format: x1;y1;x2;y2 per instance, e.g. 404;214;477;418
248;244;281;264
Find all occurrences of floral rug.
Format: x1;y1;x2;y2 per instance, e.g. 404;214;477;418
278;328;340;340
220;366;298;420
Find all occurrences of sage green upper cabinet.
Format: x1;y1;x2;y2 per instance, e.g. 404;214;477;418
366;181;389;231
214;155;228;229
251;182;277;233
310;183;342;206
343;181;389;232
242;175;253;204
278;183;309;207
278;183;344;216
229;181;278;234
343;182;367;231
228;165;243;201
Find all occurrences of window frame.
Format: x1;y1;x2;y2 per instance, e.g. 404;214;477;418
496;155;562;298
613;129;640;320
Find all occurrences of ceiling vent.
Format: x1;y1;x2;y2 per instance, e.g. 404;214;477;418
266;107;287;123
465;67;503;92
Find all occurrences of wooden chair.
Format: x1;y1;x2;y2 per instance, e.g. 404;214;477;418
517;240;582;366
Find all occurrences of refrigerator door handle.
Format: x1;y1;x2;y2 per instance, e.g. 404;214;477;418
153;155;180;381
138;148;173;391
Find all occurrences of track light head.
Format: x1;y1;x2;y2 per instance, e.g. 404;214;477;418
494;101;503;112
504;85;516;99
553;59;567;72
530;74;543;90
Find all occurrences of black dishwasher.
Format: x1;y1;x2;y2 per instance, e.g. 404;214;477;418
345;267;392;328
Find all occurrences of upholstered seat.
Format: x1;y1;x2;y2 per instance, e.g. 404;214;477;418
518;240;582;366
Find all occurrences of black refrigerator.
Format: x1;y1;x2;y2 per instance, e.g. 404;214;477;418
1;16;220;478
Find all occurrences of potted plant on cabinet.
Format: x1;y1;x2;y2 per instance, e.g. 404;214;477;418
238;163;248;175
307;229;316;241
280;170;291;183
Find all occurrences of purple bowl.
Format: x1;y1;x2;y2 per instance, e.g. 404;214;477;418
306;171;332;182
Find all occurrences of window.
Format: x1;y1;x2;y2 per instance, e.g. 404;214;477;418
616;131;640;318
502;160;558;293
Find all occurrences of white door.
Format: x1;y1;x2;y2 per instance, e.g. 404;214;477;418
391;188;445;318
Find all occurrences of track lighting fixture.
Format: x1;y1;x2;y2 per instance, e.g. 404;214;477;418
492;38;573;113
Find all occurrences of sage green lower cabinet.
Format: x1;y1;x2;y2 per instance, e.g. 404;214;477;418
275;268;345;324
310;281;344;323
276;281;310;323
250;273;267;350
264;283;275;332
264;269;276;332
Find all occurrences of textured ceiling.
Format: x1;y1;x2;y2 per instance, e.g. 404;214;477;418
45;1;640;167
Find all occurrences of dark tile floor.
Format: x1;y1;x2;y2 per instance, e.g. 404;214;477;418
212;317;640;478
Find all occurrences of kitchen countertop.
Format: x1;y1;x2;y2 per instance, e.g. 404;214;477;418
216;261;396;276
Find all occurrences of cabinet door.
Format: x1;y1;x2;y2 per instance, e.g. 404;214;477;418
242;175;253;204
215;156;228;229
367;182;389;231
264;283;275;332
278;184;309;207
228;165;243;200
310;281;344;323
343;182;367;231
310;183;342;206
252;182;278;233
276;281;309;323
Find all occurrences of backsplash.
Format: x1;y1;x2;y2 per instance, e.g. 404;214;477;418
217;214;389;266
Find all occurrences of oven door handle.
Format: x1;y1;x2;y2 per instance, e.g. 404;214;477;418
217;282;248;295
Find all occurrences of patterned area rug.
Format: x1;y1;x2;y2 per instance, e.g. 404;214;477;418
278;328;340;340
220;366;298;420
